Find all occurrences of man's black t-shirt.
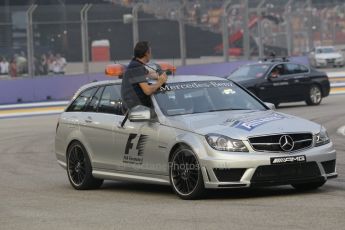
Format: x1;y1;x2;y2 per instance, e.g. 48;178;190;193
121;58;152;109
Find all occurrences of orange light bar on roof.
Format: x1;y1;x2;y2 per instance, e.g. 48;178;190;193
157;62;176;74
105;64;125;77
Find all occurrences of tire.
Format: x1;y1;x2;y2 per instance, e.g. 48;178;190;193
67;141;103;190
305;85;322;106
291;180;326;191
169;146;205;200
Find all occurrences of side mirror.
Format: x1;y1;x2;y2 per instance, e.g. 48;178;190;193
128;105;151;122
265;102;276;110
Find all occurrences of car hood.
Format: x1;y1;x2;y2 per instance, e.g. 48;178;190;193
315;53;342;59
163;110;321;140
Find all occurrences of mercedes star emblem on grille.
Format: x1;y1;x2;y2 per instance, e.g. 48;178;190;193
279;135;294;151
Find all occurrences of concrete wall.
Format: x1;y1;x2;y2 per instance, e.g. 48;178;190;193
0;73;108;104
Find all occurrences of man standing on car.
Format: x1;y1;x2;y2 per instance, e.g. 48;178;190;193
121;41;167;109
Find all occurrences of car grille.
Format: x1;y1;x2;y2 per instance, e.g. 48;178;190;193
251;162;321;185
213;168;246;182
321;160;336;174
326;58;335;63
249;133;313;152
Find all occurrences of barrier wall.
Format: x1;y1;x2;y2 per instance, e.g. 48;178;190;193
0;73;108;105
0;57;310;105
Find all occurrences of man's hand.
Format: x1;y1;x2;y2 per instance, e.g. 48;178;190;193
157;72;168;85
139;72;168;96
148;69;159;80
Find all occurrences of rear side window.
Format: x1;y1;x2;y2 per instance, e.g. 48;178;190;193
67;87;97;112
284;63;309;75
98;84;125;115
85;87;104;112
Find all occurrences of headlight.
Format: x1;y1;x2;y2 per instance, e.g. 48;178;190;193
205;134;248;152
315;127;330;147
336;57;344;61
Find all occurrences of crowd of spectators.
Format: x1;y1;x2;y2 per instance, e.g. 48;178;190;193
0;52;67;78
117;0;345;52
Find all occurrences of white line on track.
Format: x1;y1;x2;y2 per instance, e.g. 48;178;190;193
0;101;69;110
0;111;63;119
337;125;345;136
327;71;345;77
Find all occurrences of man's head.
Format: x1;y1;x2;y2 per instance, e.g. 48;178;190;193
134;41;151;63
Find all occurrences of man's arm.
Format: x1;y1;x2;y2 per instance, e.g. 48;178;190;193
139;73;167;95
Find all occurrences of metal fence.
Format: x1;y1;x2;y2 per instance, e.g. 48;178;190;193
1;0;345;79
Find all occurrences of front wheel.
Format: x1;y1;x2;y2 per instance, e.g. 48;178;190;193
291;180;326;191
67;142;103;190
306;85;322;106
169;146;205;200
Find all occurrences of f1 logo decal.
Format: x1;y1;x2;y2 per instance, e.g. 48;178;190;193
125;133;149;156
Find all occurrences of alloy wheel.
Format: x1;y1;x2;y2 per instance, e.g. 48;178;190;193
68;145;86;186
310;86;322;104
170;149;200;196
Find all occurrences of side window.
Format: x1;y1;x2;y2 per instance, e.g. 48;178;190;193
299;64;309;73
285;64;298;75
67;87;97;112
269;64;284;77
85;87;104;112
285;64;309;75
98;84;125;115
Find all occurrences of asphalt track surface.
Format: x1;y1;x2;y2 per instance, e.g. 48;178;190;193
0;96;344;230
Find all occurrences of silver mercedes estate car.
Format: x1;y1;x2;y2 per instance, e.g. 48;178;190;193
55;75;337;199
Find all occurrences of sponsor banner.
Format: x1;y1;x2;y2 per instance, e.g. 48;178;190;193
225;112;287;131
158;81;234;92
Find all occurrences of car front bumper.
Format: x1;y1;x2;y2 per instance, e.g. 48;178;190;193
199;142;337;189
315;59;344;67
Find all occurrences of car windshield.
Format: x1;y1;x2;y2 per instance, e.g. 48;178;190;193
154;80;266;116
317;47;336;53
228;64;270;80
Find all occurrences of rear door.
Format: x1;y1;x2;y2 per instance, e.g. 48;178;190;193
56;87;98;161
283;63;311;100
79;84;124;170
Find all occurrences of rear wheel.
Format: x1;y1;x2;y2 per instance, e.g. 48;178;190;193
169;146;205;200
291;180;326;191
67;142;103;190
306;85;322;106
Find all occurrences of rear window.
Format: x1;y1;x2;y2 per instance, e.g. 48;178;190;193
98;84;125;115
67;87;97;112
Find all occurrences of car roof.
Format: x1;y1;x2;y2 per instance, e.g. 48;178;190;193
78;75;225;92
